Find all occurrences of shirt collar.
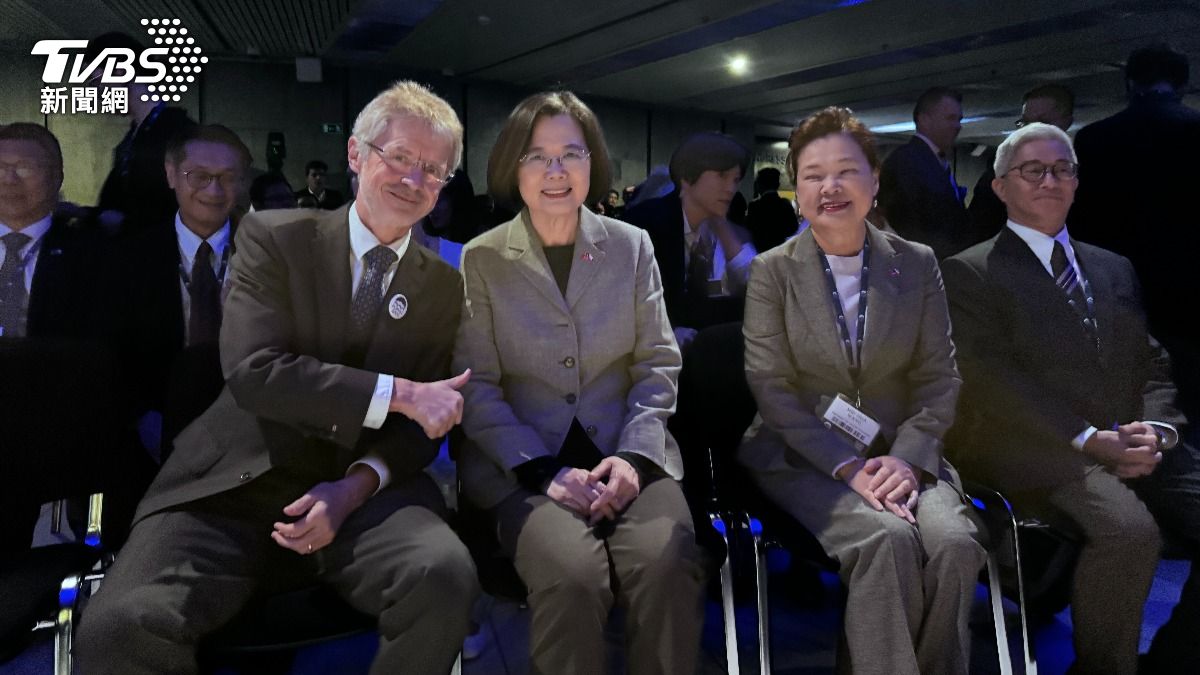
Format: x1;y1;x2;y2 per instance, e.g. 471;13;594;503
348;199;411;263
1006;219;1073;273
914;132;946;163
174;212;231;261
0;213;53;248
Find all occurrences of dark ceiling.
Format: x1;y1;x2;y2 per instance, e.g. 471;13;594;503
5;0;1200;143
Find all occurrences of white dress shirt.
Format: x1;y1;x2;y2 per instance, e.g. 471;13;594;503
348;201;414;492
681;208;755;294
175;213;231;346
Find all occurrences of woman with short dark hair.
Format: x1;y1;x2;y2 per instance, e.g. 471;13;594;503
738;106;986;675
453;91;705;675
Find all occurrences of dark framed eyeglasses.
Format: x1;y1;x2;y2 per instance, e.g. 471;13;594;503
182;170;242;190
1004;160;1078;183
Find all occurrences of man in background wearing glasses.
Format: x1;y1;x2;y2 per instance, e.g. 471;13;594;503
942;122;1200;675
76;81;479;675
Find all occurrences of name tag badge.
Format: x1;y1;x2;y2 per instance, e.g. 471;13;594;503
820;393;881;451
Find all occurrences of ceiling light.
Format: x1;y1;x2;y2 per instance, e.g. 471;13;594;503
728;55;749;76
771;141;789;150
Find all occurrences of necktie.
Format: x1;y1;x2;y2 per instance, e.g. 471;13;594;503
687;229;716;299
0;232;32;338
349;245;397;344
1050;240;1096;343
188;241;222;345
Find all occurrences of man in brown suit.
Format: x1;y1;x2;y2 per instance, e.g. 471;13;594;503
75;81;479;675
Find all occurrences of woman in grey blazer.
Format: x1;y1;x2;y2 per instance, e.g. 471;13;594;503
453;91;705;675
738;107;986;675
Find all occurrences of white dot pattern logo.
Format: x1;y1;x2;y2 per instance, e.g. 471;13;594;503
140;18;206;102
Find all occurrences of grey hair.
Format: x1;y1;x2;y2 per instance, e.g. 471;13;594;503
994;122;1077;176
351;80;463;171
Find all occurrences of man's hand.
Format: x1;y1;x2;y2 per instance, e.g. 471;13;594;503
673;326;698;351
1084;423;1162;478
390;369;470;438
546;467;603;517
271;467;376;555
587;456;641;526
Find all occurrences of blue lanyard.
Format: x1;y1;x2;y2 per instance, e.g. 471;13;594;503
814;237;871;398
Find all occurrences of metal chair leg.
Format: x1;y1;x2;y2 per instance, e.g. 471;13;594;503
745;515;770;675
55;569;105;675
1009;520;1037;675
710;512;740;675
51;499;63;535
985;552;1014;675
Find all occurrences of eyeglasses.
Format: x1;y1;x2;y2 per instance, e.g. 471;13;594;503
518;149;591;171
363;141;453;187
0;162;49;180
182;170;242;190
1004;160;1078;183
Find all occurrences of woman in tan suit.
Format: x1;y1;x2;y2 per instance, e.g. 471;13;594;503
453;91;705;675
737;107;986;675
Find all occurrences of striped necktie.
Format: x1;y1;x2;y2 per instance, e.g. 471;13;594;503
0;232;32;337
1050;240;1096;344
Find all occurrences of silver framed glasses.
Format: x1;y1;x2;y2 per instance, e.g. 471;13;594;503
518;149;591;171
363;141;454;187
1004;160;1078;183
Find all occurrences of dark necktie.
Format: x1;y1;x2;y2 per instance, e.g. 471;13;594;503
0;232;32;338
349;245;397;345
1050;240;1096;343
687;230;716;299
188;241;221;345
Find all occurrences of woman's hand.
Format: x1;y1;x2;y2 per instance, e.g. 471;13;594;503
587;456;641;525
839;456;918;524
546;467;604;517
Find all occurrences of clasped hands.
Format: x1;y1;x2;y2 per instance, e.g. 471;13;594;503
838;456;920;524
1084;421;1162;479
546;457;640;526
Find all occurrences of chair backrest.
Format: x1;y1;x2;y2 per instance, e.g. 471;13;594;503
673;321;758;507
0;337;125;506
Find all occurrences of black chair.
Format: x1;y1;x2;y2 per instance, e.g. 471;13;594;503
0;338;125;675
680;322;1020;675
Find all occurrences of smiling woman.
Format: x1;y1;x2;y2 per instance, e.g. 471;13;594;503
454;91;705;675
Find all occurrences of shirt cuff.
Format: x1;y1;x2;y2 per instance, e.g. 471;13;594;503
363;374;392;429
831;456;861;479
1071;425;1098;451
727;242;755;271
348;455;390;495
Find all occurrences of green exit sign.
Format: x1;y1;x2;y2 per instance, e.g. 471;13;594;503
322;123;343;134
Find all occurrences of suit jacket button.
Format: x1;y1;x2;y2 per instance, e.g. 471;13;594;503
564;393;577;404
586;424;597;437
239;472;252;482
562;356;576;368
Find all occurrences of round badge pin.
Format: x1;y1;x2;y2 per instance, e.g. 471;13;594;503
388;293;408;320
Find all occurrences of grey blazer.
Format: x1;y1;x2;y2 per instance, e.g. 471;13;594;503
454;208;684;508
737;224;960;480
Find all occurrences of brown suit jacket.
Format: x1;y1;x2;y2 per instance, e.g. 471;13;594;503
134;205;463;520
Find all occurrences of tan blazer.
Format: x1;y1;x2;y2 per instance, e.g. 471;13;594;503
454;208;684;508
738;223;960;480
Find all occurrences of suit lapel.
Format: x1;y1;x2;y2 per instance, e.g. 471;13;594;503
788;230;852;382
364;241;428;368
506;211;571;315
565;209;607;309
858;224;901;373
311;210;352;360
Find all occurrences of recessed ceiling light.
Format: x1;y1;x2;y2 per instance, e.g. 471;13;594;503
728;55;749;76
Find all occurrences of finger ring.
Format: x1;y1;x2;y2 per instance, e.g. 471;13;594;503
307;544;313;554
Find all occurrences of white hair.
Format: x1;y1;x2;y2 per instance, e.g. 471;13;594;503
994;122;1077;176
351;80;463;171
